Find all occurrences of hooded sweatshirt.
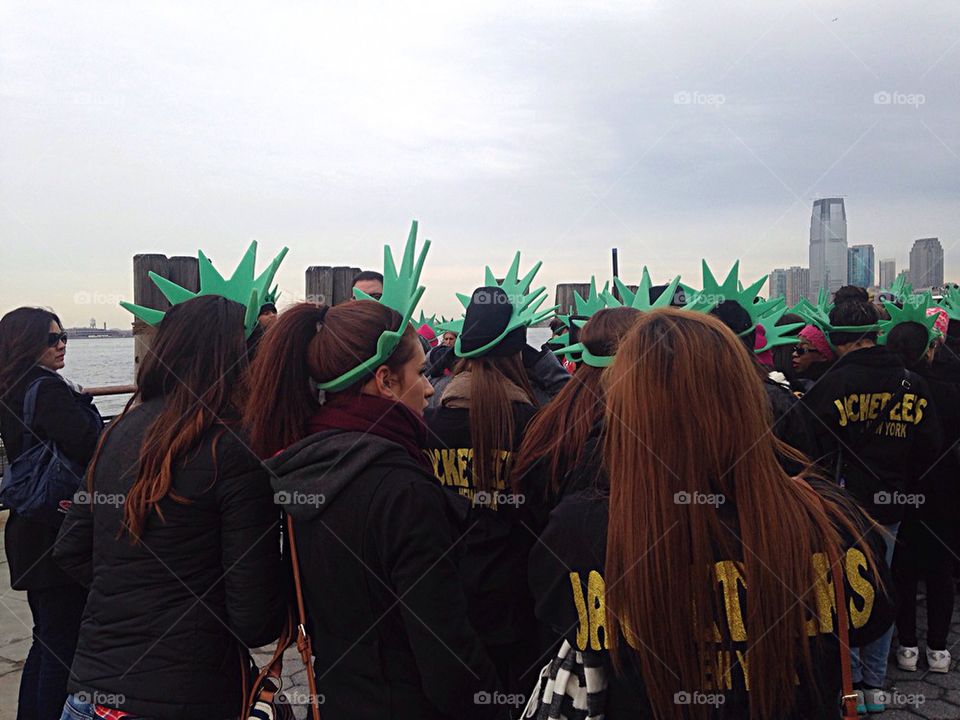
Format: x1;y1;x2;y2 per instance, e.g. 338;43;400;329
801;345;942;524
267;424;505;720
530;481;894;719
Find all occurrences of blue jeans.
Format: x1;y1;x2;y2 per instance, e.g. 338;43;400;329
59;695;94;720
851;522;899;687
17;584;86;720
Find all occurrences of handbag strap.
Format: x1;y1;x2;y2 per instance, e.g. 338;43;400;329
18;378;48;453
825;533;859;720
287;515;322;720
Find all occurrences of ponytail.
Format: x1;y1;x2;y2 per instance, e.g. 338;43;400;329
244;304;327;457
244;301;421;458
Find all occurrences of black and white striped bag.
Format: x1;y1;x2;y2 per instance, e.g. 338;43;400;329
522;639;607;720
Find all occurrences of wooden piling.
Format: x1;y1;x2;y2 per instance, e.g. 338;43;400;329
131;254;199;373
305;266;360;305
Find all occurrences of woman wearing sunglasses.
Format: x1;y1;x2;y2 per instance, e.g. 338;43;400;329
791;325;836;391
0;307;102;720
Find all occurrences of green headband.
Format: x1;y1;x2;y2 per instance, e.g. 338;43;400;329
792;291;881;351
316;221;430;392
444;252;555;359
120;241;288;338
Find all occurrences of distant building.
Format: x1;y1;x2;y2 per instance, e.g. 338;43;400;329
769;269;788;299
909;237;944;289
809;198;848;298
785;266;810;306
847;244;875;288
879;258;897;289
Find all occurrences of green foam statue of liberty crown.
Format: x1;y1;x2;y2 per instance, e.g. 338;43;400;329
879;290;940;347
261;285;280;307
553;268;685;368
682;261;798;354
120;241;288;338
792;287;882;350
442;252;555;359
550;277;614;364
939;285;960;322
317;221;430;392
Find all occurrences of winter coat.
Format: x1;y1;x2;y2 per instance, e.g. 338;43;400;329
54;399;284;719
530;480;895;719
422;374;541;695
1;366;101;590
268;430;506;720
801;345;942;524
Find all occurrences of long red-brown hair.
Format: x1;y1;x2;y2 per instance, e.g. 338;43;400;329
446;353;536;491
603;308;876;720
512;307;640;495
243;300;420;458
83;296;249;543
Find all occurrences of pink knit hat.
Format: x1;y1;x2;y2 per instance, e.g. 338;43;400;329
798;324;836;361
927;307;950;338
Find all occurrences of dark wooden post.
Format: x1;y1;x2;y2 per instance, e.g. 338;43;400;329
555;283;590;316
305;266;361;305
132;254;198;373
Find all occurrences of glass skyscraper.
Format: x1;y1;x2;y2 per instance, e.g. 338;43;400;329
809;198;847;298
847;244;875;288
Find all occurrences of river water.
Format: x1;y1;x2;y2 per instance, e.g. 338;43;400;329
61;338;135;416
60;329;555;418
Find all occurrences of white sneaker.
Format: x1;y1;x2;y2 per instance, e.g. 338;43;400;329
896;645;919;671
926;647;951;673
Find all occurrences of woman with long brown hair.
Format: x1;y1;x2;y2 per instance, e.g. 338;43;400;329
0;307;102;720
512;306;640;527
245;226;504;720
53;295;285;719
422;283;543;704
528;308;893;720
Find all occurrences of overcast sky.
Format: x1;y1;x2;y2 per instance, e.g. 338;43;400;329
2;0;958;327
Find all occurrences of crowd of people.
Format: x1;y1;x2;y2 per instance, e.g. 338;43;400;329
0;226;957;720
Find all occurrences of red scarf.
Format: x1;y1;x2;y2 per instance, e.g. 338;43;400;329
306;393;430;469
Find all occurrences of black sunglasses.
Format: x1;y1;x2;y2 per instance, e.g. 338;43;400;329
47;332;68;347
793;344;819;356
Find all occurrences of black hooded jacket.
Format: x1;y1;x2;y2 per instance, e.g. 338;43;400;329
53;400;284;719
530;481;894;719
267;430;505;720
1;366;102;590
801;345;942;524
914;354;960;526
422;385;541;694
